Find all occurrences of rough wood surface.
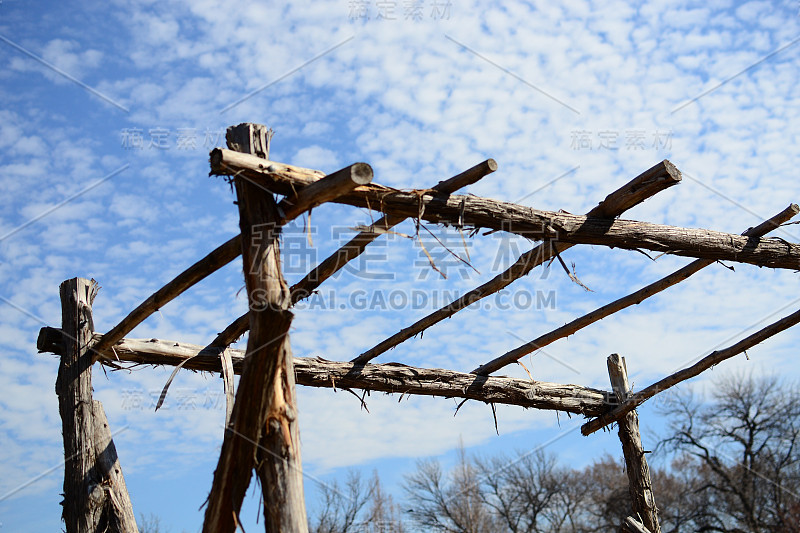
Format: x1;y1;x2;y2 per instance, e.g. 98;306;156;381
92;400;138;531
473;204;800;375
278;162;373;222
203;125;308;533
582;304;800;436
91;235;241;360
225;123;273;159
608;354;661;533
38;329;611;416
353;160;682;364
211;148;800;269
208;158;498;351
56;278;138;533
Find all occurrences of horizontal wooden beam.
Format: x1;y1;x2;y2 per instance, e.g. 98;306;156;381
37;328;611;416
581;304;800;436
211;149;800;270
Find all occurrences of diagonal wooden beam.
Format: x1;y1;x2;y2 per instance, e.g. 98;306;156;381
581;304;800;436
92;163;373;361
212;148;800;270
472;204;800;375
206;159;498;351
351;160;682;364
90;235;241;360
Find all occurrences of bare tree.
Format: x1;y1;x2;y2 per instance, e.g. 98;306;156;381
475;449;581;533
658;373;800;532
364;471;407;533
404;445;498;532
310;471;374;533
309;470;407;533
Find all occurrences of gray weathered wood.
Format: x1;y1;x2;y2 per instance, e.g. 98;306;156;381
473;203;800;375
210;148;800;270
56;278;138;533
225;123;273;159
353;160;682;364
582;304;800;436
92;400;138;531
608;354;661;533
38;329;611;416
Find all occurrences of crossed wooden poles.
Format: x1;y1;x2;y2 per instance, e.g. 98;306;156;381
38;122;800;533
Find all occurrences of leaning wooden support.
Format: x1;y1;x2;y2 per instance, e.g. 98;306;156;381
353;160;682;364
208;158;499;350
582;304;800;436
36;329;611;416
473;203;800;375
203;124;308;533
91;235;241;360
211;148;800;269
56;278;137;533
608;354;661;533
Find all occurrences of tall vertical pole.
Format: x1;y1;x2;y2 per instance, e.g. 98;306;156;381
56;278;137;532
203;124;307;532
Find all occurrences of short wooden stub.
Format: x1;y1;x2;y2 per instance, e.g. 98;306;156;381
608;354;661;533
56;278;137;533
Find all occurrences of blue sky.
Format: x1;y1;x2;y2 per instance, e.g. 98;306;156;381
1;0;799;531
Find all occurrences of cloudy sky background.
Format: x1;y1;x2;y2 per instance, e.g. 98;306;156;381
1;0;799;531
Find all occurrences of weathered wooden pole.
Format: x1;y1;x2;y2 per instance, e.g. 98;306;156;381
202;123;308;532
607;354;661;533
55;278;137;532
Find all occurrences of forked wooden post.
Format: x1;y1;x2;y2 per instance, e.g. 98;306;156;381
607;354;661;533
54;278;137;533
202;124;308;532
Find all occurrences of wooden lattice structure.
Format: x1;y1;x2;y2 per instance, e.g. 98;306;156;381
37;123;800;533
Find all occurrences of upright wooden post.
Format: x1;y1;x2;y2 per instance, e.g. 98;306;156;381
203;124;308;532
607;354;661;533
56;278;137;533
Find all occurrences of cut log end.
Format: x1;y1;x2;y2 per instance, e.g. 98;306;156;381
661;159;682;182
350;162;374;185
